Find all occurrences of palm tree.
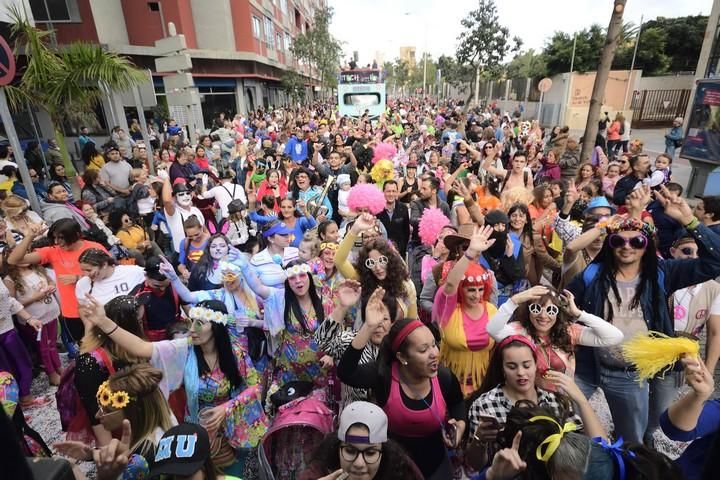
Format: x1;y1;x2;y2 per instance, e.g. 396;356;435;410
4;5;145;175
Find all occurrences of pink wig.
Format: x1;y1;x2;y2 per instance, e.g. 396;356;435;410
347;183;386;215
419;208;451;246
372;142;397;165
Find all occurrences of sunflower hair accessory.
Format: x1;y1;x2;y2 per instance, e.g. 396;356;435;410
96;381;132;409
284;263;311;277
188;306;232;326
529;415;577;462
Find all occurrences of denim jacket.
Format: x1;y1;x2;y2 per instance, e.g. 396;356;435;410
567;223;720;381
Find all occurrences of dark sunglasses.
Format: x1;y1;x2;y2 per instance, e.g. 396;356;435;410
608;233;648;250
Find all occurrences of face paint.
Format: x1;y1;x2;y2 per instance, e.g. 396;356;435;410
209;239;229;260
176;191;193;207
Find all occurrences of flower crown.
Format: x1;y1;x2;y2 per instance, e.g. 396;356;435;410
188;306;232;326
284;263;311;277
605;217;656;237
96;380;132;409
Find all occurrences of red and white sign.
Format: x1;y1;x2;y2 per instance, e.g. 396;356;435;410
0;36;16;86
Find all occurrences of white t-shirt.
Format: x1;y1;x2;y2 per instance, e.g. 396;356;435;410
200;182;247;218
75;265;146;305
165;205;204;253
673;284;720;333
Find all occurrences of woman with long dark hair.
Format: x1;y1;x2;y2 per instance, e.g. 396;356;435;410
79;296;267;477
335;213;417;319
188;234;232;291
466;337;604;471
486;285;622;391
80;141;105;171
49;162;74;202
278;197;317;248
337;316;465;479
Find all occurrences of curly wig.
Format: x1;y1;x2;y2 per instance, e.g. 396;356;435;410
372;142;397;165
370;159;395;187
418;207;451;247
356;238;409;304
347;183;386;215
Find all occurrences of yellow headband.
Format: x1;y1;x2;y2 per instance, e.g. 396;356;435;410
529;415;577;462
320;242;339;252
96;380;132;410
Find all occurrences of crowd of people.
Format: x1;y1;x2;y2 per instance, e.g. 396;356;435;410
1;97;720;480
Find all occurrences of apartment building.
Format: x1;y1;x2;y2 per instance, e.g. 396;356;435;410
27;0;323;130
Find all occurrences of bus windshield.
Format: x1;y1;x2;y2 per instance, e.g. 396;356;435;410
338;69;383;85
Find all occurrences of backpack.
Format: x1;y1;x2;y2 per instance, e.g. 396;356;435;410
56;349;115;439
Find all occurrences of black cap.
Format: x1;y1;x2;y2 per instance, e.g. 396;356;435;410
228;199;246;215
484;209;509;226
149;424;210;478
172;182;190;195
145;256;167;281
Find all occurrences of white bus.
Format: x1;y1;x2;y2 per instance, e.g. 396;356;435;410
337;69;386;119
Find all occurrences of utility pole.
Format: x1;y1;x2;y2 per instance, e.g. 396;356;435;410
622;14;643;111
579;0;627;163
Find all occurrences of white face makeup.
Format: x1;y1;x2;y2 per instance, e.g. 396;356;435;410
176;190;192;207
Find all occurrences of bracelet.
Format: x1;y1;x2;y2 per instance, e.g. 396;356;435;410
685;217;700;231
104;324;119;336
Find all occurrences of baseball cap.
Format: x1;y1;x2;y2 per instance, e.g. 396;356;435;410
337;401;388;444
262;221;293;238
484;209;509;226
145;256;167;281
149;424;210;478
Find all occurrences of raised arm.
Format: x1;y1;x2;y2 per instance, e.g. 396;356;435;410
546;371;607;440
665;357;716;434
157;256;200;303
443;225;495;296
6;224;44;266
486;286;549;340
79;295;154;359
162;176;175;217
563;289;623;346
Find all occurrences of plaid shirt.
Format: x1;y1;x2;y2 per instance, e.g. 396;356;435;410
468;385;583;449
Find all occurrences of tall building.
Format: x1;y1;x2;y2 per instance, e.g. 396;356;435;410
399;46;416;68
374;51;385;67
25;0;324;130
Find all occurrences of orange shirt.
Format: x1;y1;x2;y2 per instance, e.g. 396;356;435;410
36;240;108;318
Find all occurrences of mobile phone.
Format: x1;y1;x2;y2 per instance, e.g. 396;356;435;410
478;414;499;428
444;421;458;447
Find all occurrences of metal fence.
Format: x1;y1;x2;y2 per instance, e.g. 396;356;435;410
630;89;692;128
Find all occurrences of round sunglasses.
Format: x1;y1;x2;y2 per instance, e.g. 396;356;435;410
608;233;648;250
529;303;560;317
365;255;388;269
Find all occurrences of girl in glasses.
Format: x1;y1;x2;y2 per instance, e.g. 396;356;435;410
487;284;623;391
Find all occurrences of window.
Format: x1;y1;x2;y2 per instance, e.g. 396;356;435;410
252;16;261;39
276;33;283;51
280;0;288;15
264;17;274;48
343;93;382;107
285;33;292;51
29;0;80;22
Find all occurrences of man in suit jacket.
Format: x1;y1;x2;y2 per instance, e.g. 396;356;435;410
377;180;410;258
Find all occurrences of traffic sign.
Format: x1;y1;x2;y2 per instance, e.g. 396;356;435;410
0;36;16;86
538;77;552;93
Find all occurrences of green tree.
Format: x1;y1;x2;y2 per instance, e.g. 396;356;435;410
456;0;521;105
543;25;605;76
290;6;343;98
437;55;474;88
281;70;306;104
5;6;145;176
613;26;670;75
644;15;707;72
506;49;547;79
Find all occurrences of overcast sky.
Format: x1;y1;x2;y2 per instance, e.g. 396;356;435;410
328;0;711;66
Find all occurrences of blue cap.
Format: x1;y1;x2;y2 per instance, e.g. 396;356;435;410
263;222;293;238
583;196;616;215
